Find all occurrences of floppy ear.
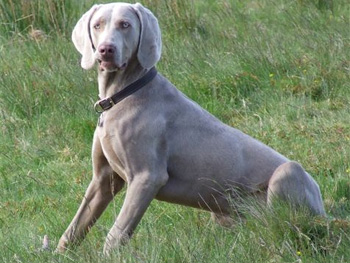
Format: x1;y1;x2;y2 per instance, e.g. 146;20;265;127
72;5;100;70
133;3;162;69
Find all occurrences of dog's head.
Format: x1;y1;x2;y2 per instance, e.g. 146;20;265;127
72;3;162;71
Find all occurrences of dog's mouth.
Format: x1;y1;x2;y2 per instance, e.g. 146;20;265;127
97;59;127;72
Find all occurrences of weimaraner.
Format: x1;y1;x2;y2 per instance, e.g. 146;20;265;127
57;2;325;255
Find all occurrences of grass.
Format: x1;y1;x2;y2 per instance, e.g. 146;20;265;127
1;0;349;262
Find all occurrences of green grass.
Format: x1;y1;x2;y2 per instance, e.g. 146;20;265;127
1;0;349;262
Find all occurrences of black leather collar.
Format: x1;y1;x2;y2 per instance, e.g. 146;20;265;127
94;67;158;113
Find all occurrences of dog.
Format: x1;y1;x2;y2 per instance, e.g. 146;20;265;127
57;2;325;255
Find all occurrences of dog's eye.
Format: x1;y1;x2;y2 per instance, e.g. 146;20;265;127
121;21;130;29
94;23;101;30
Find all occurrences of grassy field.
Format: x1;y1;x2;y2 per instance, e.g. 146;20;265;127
0;0;349;262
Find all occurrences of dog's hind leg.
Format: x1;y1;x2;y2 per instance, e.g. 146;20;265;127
267;161;325;216
56;133;125;252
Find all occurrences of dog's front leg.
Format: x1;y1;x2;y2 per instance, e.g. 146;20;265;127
57;133;125;252
103;171;168;255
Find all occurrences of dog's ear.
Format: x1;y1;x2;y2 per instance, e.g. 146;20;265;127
133;3;162;69
72;5;100;70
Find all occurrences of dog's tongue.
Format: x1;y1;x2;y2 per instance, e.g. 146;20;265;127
99;61;127;71
100;61;116;71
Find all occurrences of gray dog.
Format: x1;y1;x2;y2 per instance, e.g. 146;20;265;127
57;2;325;255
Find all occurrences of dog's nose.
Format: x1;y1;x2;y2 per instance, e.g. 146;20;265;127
98;44;116;56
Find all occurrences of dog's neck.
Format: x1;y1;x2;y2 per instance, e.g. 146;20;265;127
97;60;148;99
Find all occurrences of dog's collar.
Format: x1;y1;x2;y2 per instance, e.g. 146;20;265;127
94;67;158;113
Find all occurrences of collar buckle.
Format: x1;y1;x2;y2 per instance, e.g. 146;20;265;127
94;97;115;113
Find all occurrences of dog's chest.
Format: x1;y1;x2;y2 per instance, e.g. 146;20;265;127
98;128;128;182
102;144;128;182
